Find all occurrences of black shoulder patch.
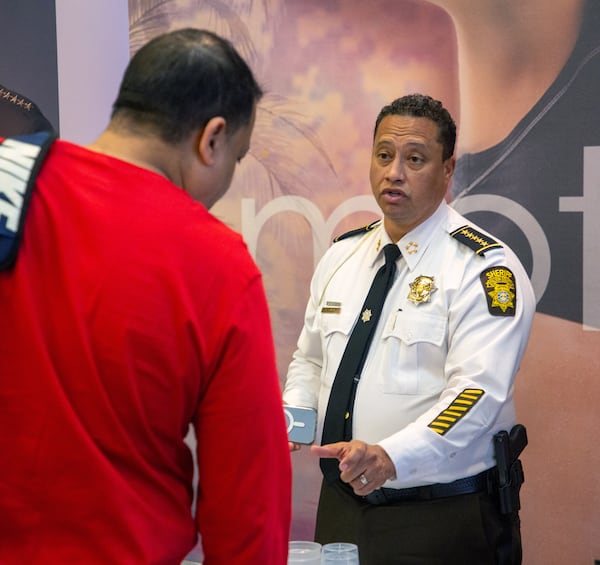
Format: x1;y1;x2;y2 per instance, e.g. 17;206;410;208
333;219;381;243
450;225;502;256
480;266;517;317
0;131;56;270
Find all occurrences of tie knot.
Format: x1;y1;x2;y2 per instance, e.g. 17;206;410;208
383;243;400;265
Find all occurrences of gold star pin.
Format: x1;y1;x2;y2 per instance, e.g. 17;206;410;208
405;241;419;255
361;309;373;322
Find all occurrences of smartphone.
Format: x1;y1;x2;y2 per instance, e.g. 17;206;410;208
284;405;317;445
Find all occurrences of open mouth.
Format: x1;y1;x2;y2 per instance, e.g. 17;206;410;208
382;188;406;200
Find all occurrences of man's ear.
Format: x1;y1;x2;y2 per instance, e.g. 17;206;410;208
197;117;226;166
444;156;456;180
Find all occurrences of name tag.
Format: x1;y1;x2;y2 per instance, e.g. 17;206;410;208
321;300;342;314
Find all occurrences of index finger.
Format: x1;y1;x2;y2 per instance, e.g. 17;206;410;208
310;443;345;460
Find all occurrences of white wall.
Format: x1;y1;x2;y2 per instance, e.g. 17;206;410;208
55;0;130;144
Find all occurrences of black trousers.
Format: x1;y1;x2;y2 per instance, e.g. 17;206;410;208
314;479;521;565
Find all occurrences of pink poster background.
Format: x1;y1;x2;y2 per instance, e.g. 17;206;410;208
127;1;599;563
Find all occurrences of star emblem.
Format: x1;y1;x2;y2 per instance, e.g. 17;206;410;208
361;309;373;322
405;241;419;255
489;288;515;312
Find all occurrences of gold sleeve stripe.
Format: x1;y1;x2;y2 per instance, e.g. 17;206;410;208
428;389;485;436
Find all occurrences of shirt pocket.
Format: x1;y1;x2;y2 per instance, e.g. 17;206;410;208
379;310;447;395
318;310;356;387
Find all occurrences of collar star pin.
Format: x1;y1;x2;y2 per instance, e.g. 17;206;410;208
361;308;373;322
405;241;419;255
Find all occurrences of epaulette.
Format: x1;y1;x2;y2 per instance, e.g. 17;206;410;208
0;130;56;270
333;219;381;243
450;225;502;256
0;86;37;113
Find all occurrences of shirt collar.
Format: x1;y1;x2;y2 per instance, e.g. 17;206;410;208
372;202;448;271
368;224;395;268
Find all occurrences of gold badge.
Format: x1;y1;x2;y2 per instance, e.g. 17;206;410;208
480;267;516;316
361;309;373;322
408;275;437;305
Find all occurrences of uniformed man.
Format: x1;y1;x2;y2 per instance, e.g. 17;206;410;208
283;93;535;564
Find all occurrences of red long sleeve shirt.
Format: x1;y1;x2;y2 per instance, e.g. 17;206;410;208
0;138;291;564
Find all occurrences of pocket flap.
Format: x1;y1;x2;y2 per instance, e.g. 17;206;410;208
384;311;446;346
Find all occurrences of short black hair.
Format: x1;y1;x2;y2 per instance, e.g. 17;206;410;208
374;94;456;160
112;28;262;143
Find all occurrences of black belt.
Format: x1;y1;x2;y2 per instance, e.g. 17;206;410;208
363;468;495;505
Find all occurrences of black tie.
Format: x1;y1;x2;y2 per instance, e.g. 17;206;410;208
320;243;401;482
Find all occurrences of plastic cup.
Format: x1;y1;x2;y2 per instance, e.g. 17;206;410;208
320;542;359;564
288;540;322;564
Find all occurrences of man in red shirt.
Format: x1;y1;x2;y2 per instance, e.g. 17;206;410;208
0;28;291;564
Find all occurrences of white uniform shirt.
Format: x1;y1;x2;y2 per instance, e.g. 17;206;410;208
283;202;535;489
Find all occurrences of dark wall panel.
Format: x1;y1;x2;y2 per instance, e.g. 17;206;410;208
0;1;59;131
